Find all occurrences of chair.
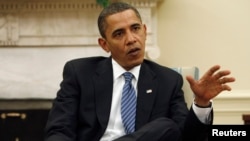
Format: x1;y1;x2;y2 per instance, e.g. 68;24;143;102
171;67;199;108
242;114;250;125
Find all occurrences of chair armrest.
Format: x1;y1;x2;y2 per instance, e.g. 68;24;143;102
171;67;199;108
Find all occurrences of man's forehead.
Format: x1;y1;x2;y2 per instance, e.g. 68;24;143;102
105;10;141;26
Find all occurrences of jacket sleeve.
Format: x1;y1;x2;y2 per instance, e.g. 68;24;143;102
182;106;213;141
44;61;80;141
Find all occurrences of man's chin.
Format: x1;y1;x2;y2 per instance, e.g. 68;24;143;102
131;59;144;67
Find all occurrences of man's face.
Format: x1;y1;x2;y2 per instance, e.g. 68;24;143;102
99;9;147;70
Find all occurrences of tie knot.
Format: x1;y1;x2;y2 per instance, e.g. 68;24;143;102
123;72;133;83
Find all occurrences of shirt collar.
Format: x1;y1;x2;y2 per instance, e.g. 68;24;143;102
112;58;141;81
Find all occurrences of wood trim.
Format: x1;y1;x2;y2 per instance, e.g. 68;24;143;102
242;114;250;125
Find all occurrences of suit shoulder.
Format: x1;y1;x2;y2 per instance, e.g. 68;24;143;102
143;59;179;75
63;56;110;72
67;56;108;64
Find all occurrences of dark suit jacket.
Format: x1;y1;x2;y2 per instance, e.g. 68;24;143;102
45;56;211;141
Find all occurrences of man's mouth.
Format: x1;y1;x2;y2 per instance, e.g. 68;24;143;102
128;48;140;56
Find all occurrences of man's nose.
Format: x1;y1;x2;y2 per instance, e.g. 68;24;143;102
126;31;136;45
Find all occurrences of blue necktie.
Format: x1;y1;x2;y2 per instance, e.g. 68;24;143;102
121;72;136;134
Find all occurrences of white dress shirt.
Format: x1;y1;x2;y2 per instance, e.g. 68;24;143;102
100;59;212;141
100;59;140;141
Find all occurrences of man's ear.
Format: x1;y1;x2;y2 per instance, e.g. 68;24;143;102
143;24;147;39
143;24;147;31
98;38;110;53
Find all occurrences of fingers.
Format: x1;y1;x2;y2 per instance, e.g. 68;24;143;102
218;77;236;91
218;77;235;84
205;65;234;81
201;65;236;92
214;70;231;80
221;84;232;91
205;65;221;77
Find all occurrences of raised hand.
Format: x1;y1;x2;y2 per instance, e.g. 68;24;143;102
186;65;236;107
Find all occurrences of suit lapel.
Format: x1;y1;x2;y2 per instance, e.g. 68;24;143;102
93;58;113;130
136;62;158;129
93;59;158;131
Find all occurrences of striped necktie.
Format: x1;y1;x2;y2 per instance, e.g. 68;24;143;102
121;72;136;134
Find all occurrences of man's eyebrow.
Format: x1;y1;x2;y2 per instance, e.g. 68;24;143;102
131;23;141;27
112;28;124;35
112;23;142;35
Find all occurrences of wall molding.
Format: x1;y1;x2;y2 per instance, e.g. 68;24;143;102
0;0;162;11
213;90;250;124
0;0;162;60
0;0;164;99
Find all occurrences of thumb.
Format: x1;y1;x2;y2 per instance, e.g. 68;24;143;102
186;75;196;87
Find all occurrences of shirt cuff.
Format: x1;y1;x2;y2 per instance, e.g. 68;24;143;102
192;100;213;124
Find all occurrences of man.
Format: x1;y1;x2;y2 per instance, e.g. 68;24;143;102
44;2;235;141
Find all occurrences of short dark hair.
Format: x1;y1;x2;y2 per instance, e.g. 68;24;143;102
97;2;142;38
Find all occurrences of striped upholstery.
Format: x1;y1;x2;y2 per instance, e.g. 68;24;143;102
171;67;199;108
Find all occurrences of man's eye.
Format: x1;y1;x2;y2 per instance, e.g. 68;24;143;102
114;31;123;37
132;26;141;32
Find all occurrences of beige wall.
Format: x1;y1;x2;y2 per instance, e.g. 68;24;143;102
157;0;250;90
156;0;250;124
0;0;249;124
